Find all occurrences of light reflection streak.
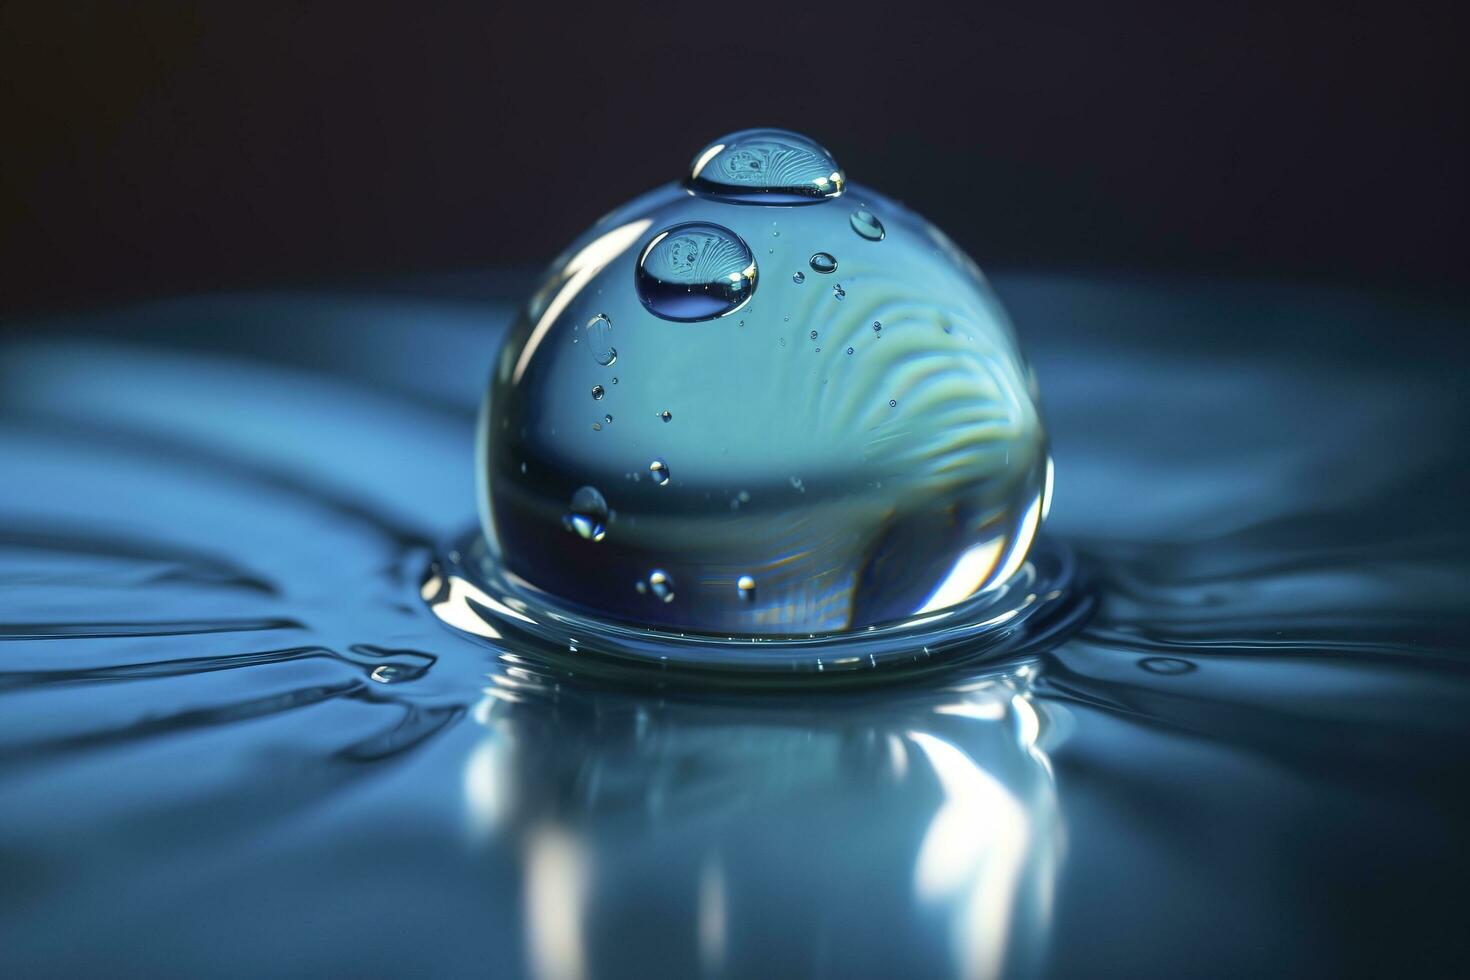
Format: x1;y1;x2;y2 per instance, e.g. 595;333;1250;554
698;854;728;976
459;662;1062;979
512;219;653;384
525;826;591;980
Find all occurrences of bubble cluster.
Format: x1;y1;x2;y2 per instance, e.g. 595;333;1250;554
479;128;1049;635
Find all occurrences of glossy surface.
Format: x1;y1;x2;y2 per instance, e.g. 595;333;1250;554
1;274;1468;976
482;133;1048;635
686;128;845;204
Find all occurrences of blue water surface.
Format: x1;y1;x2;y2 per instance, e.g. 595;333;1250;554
1;272;1467;978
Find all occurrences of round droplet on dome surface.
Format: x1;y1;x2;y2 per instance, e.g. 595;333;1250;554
584;314;617;366
591;384;605;400
687;129;845;204
648;569;675;603
736;575;756;601
850;208;886;241
658;410;672;423
809;252;838;274
563;486;609;542
636;222;757;322
792;271;805;284
649;458;671;486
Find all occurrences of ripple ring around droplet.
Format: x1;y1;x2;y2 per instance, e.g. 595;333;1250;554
423;533;1089;687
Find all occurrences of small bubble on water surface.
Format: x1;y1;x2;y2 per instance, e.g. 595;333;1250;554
648;569;675;603
584;314;617;366
1140;656;1197;675
849;208;886;241
650;459;671;486
809;252;837;274
563;485;609;542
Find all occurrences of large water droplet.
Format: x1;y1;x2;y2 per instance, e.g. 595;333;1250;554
584;313;617;366
809;252;838;274
563;485;608;542
479;139;1052;636
849;208;886;241
687;128;845;204
636;222;757;322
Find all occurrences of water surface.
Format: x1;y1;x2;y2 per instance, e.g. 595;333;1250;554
1;273;1467;978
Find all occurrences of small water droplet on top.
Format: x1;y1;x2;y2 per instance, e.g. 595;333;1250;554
873;320;882;333
647;569;675;602
889;399;898;408
658;410;672;423
736;575;756;601
636;222;757;322
649;458;671;486
604;414;613;423
687;128;845;204
809;252;838;274
846;346;854;355
833;284;846;300
809;330;818;340
792;271;805;284
563;485;609;542
591;385;605;400
584;314;617;366
611;377;619;384
849;208;886;241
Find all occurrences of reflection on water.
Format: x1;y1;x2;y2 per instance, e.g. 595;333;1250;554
1;275;1468;977
461;662;1061;979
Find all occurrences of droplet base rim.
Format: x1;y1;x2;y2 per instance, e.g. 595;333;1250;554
423;533;1089;686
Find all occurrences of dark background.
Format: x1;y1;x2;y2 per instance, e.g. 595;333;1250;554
2;0;1465;318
